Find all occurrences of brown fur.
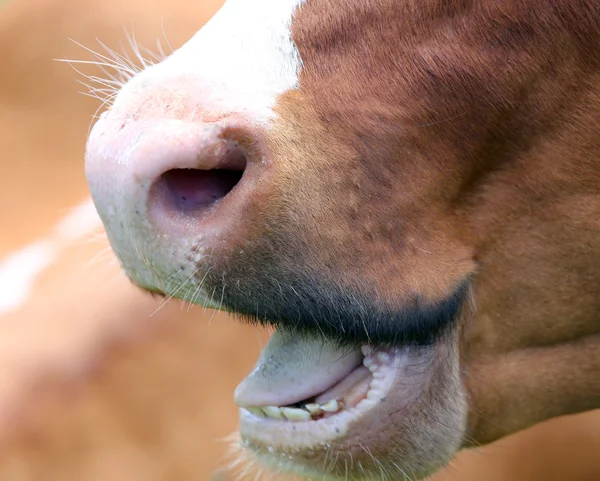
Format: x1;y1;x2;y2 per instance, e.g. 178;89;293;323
276;0;600;444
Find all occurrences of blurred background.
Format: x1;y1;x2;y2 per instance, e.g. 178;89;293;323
0;0;599;479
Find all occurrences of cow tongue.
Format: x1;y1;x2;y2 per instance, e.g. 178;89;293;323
234;329;363;407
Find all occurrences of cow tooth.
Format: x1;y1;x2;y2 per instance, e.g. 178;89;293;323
320;399;340;413
367;388;381;400
377;352;391;363
262;406;284;419
361;345;372;356
282;407;312;421
377;352;391;364
246;407;265;417
305;403;323;415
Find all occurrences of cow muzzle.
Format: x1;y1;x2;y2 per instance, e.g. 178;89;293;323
85;76;269;302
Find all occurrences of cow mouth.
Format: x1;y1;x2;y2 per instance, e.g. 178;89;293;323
237;344;394;418
233;328;429;471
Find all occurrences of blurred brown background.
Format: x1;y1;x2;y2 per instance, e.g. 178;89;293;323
0;0;599;479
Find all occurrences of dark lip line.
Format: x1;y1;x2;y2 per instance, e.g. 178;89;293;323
136;273;471;354
231;297;468;351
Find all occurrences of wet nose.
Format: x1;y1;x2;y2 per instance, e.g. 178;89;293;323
84;108;264;288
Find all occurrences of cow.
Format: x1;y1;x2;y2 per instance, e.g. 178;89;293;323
84;0;600;480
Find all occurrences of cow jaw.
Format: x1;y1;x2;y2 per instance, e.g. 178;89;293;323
232;329;467;480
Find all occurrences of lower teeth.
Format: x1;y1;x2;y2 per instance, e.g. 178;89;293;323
244;349;387;422
246;397;345;421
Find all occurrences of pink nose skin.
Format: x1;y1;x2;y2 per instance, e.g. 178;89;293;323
85;106;266;293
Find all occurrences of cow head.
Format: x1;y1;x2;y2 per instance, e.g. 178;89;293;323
84;0;600;479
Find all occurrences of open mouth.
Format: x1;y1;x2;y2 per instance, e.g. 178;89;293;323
238;345;396;421
231;327;466;481
234;329;412;454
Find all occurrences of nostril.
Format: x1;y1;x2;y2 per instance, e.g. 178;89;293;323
148;146;248;227
161;168;244;212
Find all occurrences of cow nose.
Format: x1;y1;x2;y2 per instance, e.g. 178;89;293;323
85;111;264;284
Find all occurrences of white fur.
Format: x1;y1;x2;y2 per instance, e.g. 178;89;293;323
185;0;307;109
115;0;307;125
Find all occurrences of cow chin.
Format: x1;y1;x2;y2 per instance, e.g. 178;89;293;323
238;339;466;480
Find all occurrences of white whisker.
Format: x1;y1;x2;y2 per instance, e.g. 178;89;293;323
160;16;175;54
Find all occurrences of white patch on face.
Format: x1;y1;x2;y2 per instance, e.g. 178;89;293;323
112;0;308;125
185;0;307;112
0;199;102;317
